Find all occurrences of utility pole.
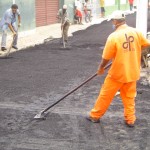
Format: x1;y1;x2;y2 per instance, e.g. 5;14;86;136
118;0;120;10
136;0;148;37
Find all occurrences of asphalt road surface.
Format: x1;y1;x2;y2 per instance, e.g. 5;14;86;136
0;14;150;150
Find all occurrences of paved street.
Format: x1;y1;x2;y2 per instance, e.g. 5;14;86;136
0;14;150;150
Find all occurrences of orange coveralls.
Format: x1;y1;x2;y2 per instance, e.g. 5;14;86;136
90;24;150;124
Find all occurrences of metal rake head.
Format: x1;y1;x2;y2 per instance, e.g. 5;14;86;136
34;111;47;120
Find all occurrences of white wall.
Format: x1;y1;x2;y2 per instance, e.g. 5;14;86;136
105;0;115;6
136;0;148;37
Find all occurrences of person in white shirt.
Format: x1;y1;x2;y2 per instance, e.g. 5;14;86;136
75;0;82;11
84;0;92;16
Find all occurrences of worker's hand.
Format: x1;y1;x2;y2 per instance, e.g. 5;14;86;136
18;23;21;27
97;67;105;75
13;31;17;36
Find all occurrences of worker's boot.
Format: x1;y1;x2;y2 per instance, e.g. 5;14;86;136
125;121;135;128
12;45;18;50
65;40;71;48
1;47;7;51
86;115;100;123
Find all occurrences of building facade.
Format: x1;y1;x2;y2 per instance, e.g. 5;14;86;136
35;0;59;27
105;0;129;16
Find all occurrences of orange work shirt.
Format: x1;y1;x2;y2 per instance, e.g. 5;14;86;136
102;24;150;83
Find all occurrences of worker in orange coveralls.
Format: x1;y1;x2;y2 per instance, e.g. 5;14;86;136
87;10;150;127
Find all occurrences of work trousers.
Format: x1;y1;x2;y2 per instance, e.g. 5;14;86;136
130;4;133;11
1;22;18;48
63;22;70;42
90;75;136;124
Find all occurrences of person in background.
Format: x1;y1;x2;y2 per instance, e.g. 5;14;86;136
84;0;92;17
83;4;88;18
100;0;105;18
133;0;137;9
74;6;83;25
0;4;21;51
129;0;134;11
57;5;70;46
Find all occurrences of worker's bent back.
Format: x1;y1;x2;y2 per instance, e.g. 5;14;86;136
102;24;150;83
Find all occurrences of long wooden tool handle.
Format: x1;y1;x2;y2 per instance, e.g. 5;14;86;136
6;31;18;57
42;62;112;113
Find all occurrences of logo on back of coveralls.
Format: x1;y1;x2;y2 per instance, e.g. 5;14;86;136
122;34;135;52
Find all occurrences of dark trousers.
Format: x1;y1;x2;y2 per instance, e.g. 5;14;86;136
63;22;70;42
130;4;133;11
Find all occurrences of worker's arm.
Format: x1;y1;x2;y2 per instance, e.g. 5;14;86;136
97;36;115;75
6;13;16;35
140;32;150;50
18;14;21;27
61;19;66;29
97;58;110;75
142;44;150;50
8;24;16;35
97;35;115;75
62;13;69;27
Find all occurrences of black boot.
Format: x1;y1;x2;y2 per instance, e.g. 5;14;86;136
12;46;18;50
1;47;7;51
